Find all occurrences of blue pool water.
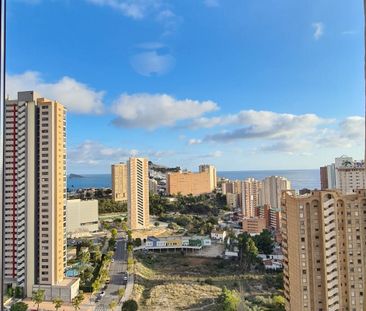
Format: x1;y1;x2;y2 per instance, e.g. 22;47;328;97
65;269;79;277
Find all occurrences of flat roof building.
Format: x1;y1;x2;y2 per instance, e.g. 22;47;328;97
167;167;213;196
66;199;99;237
242;217;266;235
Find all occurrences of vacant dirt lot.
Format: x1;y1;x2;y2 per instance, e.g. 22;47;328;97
131;252;282;310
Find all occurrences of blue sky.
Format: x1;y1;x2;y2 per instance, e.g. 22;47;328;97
6;0;365;173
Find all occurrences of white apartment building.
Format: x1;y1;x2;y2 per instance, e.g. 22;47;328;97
261;176;291;209
66;199;99;237
322;156;365;195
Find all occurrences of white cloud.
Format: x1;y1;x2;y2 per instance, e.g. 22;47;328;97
68;140;176;172
188;138;202;145
6;71;105;114
316;116;364;149
201;110;331;142
204;0;219;7
68;140;134;166
258;140;313;155
195;110;363;154
339;116;363;139
210;150;223;158
312;22;324;40
130;50;175;76
111;93;218;129
86;0;162;19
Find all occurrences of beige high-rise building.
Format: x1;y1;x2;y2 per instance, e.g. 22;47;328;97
167;169;212;196
261;176;291;209
282;190;366;311
112;163;127;201
199;164;217;191
222;180;242;194
3;91;75;298
241;178;262;217
127;157;150;230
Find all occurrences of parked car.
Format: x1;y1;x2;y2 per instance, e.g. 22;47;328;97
100;291;106;297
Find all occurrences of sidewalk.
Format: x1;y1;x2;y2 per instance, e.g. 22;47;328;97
120;273;134;304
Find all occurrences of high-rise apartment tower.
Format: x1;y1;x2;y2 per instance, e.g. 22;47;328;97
199;164;217;191
111;163;127;202
282;190;366;311
3;91;67;296
127;157;150;230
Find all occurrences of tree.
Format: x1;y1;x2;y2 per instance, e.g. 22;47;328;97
122;299;138;311
238;233;259;271
216;287;240;311
14;286;23;298
94;250;102;262
111;228;118;239
7;286;14;297
109;300;117;310
252;230;274;255
71;292;85;311
272;295;286;311
80;250;90;265
32;289;45;311
92;279;101;294
134;238;142;247
10;302;28;311
53;297;64;311
122;222;128;232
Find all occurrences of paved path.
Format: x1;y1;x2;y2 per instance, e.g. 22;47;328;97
96;238;127;310
120;272;134;304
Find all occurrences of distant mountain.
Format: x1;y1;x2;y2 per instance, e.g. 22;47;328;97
69;173;84;179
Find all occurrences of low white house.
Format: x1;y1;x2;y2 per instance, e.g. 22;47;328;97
258;254;284;261
211;229;227;241
262;259;283;270
224;250;238;257
66;199;99;238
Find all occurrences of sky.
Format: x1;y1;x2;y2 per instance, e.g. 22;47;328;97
5;0;365;173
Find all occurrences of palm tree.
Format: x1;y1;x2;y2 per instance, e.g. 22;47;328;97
92;279;101;295
71;292;85;311
31;289;45;311
52;297;63;311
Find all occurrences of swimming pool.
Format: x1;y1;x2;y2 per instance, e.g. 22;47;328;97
65;268;79;277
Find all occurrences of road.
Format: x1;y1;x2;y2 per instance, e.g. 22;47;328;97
95;238;127;311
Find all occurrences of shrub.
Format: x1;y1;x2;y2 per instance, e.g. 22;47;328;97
121;299;138;311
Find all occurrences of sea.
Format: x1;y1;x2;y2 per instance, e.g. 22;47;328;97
67;169;320;191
